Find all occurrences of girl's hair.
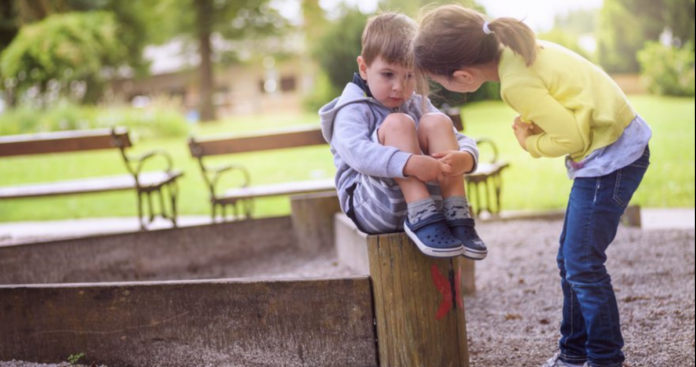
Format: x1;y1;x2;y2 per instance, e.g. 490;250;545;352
414;5;538;78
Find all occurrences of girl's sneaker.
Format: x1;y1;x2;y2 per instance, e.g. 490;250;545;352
541;353;587;367
447;218;488;260
404;213;464;258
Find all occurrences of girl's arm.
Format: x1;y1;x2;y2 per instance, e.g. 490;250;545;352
503;84;586;158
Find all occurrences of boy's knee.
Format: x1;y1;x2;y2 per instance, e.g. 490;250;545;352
379;113;416;140
419;113;454;134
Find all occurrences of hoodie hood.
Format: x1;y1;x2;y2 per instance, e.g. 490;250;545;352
319;82;375;144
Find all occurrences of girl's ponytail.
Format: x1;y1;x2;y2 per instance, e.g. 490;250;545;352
414;5;538;78
488;18;537;66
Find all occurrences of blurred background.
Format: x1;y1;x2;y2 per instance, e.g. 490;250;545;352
0;0;693;222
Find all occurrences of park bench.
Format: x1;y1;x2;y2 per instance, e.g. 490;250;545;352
0;128;182;229
189;123;509;221
188;125;335;221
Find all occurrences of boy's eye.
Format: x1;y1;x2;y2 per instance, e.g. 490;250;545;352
382;72;394;78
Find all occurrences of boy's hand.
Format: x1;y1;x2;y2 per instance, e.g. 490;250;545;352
431;150;474;177
404;155;452;182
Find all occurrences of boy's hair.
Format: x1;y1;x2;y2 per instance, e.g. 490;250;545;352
361;12;418;68
414;5;538;78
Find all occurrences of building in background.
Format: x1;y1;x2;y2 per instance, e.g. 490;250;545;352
110;35;316;118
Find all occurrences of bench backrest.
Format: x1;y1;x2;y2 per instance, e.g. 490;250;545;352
189;125;326;158
0;128;132;158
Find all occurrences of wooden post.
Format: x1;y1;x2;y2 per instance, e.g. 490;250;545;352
291;191;341;252
368;233;470;367
622;205;642;228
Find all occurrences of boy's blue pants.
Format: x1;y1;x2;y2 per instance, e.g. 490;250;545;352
557;146;650;367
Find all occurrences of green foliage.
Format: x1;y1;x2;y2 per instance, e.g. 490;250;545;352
313;8;367;98
0;11;127;104
67;352;84;365
0;100;189;138
638;42;695;97
598;0;695;73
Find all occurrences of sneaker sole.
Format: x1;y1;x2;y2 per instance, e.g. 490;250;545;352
462;247;488;261
404;224;465;258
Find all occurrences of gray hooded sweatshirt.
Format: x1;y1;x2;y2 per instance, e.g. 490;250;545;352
319;82;479;214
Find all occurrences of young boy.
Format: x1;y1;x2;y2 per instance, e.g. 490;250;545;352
319;12;487;259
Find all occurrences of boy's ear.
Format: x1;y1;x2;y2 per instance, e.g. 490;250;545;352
357;56;368;80
452;69;475;85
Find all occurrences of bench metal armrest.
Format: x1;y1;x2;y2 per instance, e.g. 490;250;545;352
475;138;501;164
121;149;176;179
196;160;251;200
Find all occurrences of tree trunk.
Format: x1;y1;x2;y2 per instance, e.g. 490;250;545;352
195;0;216;123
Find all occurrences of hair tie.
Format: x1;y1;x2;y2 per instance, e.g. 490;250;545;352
482;21;494;35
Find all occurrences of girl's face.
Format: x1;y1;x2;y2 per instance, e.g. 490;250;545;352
429;70;484;94
358;56;415;109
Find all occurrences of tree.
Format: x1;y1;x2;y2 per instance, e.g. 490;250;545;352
0;0;172;106
380;0;484;18
598;0;695;73
155;0;287;122
0;12;127;105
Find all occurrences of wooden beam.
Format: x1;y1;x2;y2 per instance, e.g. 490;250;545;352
368;233;470;367
0;278;378;366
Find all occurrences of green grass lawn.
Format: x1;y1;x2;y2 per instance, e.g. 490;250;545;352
0;95;693;222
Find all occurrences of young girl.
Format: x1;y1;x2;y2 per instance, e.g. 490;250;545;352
413;5;651;367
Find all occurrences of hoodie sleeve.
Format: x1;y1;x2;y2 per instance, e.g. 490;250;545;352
331;104;412;179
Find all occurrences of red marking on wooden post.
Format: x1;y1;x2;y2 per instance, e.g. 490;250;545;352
431;265;453;320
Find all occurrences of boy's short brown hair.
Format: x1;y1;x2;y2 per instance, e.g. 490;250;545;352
361;13;418;68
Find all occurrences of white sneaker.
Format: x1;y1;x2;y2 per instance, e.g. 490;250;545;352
541;353;588;367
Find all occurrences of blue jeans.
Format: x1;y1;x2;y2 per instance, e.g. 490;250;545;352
557;146;650;367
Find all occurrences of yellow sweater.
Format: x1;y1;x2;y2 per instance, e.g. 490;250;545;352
499;40;636;162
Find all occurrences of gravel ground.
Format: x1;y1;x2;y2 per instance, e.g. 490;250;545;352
2;220;694;367
465;220;696;367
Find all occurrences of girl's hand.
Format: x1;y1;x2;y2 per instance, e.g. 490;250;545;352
431;150;474;177
513;120;533;151
513;116;544;135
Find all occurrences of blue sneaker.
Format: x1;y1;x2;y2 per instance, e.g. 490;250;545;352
447;218;488;260
404;214;464;258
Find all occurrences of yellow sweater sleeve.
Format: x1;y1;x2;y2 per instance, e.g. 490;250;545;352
503;81;586;159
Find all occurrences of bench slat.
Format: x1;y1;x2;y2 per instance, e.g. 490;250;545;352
190;126;326;157
0;171;182;199
0;129;131;157
222;179;335;200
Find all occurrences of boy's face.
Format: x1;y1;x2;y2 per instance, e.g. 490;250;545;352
358;56;415;109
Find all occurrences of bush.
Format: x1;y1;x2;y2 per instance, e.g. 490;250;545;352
638;42;695;97
0;100;189;139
